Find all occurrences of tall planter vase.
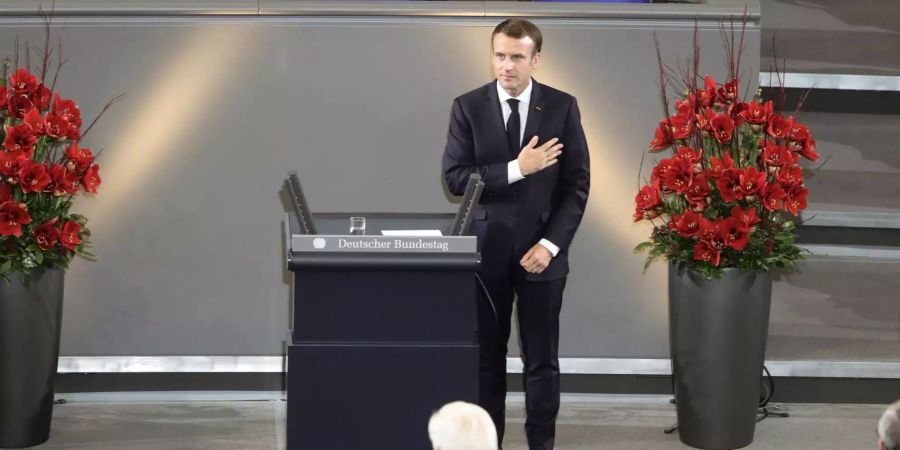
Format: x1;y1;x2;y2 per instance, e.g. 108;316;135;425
0;268;65;448
668;262;772;450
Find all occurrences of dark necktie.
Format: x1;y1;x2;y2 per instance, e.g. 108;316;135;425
506;98;520;157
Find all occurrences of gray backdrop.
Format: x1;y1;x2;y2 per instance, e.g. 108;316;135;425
0;1;895;365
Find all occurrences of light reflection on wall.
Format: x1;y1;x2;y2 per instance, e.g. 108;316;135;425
73;25;255;231
535;54;668;324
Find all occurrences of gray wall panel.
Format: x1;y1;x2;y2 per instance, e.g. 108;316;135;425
14;12;891;365
770;257;900;362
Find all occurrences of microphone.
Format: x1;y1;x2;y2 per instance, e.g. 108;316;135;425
449;173;485;236
285;171;317;235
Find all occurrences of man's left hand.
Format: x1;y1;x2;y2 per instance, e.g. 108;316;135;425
520;244;552;274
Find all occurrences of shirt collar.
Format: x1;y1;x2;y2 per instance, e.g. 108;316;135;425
496;78;532;106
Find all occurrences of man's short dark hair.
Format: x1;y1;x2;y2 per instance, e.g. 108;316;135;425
492;19;543;55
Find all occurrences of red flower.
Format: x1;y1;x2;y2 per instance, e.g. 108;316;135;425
786;123;819;161
64;142;95;171
730;205;761;228
767;114;795;140
777;166;803;189
17;160;52;193
0;183;10;204
82;164;101;194
660;157;694;194
762;143;796;168
784;186;808;215
740;100;773;124
44;113;70;140
788;123;810;143
716;169;743;202
651;158;678;190
633;205;660;222
694;219;729;267
33;221;60;251
685;173;711;210
674;146;702;164
674;211;702;237
722;217;750;250
669;114;694;140
728;102;749;128
48;164;79;196
799;137;819;161
649;120;673;152
66;122;82;141
694;241;721;266
762;183;787;211
739;167;767;197
697;217;722;242
699;75;717;108
9;68;38;95
7;94;34;120
32;84;53;111
696;107;716;132
2;123;36;156
0;150;29;179
707;153;734;179
53;96;83;128
60;220;82;250
710;113;734;144
23;108;47;136
675;93;699;116
716;79;739;105
0;201;31;237
633;180;662;222
0;85;7;105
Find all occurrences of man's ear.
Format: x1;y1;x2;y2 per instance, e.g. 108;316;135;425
531;52;542;69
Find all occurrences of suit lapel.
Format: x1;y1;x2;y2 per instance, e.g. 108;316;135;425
523;80;545;145
484;80;511;158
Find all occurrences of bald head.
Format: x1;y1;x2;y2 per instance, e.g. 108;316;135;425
880;400;900;450
428;401;498;450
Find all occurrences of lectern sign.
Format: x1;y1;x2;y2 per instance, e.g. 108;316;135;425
292;235;476;254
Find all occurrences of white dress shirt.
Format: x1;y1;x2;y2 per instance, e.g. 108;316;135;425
496;80;560;257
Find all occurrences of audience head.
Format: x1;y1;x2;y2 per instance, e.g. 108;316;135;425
880;400;900;450
428;401;498;450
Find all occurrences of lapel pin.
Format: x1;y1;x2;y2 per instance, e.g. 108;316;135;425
536;106;543;111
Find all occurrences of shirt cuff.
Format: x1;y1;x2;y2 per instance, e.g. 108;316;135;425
507;160;525;184
538;239;560;257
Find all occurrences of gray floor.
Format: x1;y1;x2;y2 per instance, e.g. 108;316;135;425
35;393;885;449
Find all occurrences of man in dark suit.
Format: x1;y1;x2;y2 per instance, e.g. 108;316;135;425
441;18;590;450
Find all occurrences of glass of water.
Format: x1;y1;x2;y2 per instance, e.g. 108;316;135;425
349;216;366;235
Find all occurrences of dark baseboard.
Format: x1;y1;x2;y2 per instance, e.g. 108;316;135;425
56;373;900;404
56;373;286;393
760;87;900;115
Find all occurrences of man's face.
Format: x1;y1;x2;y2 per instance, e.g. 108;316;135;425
492;32;541;97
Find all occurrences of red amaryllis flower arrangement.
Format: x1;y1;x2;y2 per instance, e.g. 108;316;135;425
0;18;123;283
635;19;816;278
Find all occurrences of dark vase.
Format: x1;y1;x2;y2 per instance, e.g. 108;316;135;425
0;268;65;448
668;262;772;450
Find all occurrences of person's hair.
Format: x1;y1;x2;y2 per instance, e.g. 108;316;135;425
491;18;543;55
880;400;900;450
428;401;498;450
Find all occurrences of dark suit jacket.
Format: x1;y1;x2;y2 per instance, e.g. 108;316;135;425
442;79;590;281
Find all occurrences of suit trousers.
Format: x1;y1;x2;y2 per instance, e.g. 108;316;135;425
478;260;566;450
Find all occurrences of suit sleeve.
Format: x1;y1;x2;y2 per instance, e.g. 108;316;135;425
442;98;512;196
543;97;590;252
